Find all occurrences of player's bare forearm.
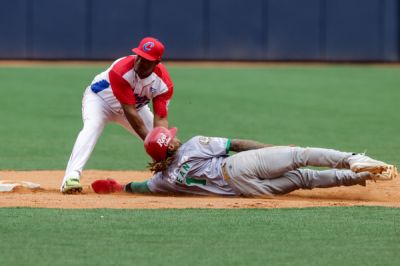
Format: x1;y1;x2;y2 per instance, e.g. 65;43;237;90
154;114;169;128
230;139;274;152
127;116;148;140
122;104;148;140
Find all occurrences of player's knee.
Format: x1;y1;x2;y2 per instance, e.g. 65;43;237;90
82;119;106;132
287;169;314;189
292;147;309;168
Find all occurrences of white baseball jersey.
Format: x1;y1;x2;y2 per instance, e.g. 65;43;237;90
90;55;173;116
147;136;236;196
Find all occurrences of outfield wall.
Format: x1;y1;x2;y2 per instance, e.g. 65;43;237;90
0;0;399;61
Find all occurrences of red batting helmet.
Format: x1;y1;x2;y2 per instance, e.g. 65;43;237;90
132;37;165;61
144;127;177;161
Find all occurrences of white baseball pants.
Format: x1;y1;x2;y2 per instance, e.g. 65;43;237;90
61;87;153;189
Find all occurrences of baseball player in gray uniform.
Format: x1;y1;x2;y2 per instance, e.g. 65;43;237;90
91;127;398;197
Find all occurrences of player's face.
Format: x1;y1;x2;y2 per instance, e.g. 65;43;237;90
168;137;181;151
134;55;158;79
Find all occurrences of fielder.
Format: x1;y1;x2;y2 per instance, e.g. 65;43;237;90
91;127;398;197
62;37;174;193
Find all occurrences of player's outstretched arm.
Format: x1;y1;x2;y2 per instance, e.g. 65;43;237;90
229;139;274;152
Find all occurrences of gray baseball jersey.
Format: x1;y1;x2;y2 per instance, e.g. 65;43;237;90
147;136;236;196
146;137;368;197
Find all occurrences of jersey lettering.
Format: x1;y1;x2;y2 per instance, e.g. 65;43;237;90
182;163;190;172
174;163;206;186
177;163;190;182
134;93;150;109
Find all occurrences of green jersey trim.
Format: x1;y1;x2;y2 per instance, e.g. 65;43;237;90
226;139;231;154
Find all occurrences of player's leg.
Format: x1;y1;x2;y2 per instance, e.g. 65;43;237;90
287;147;395;177
227;146;396;179
291;147;393;175
225;146;353;181
227;169;371;197
61;87;112;192
114;105;154;137
266;169;371;195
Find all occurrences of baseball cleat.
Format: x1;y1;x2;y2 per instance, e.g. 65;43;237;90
348;154;389;174
62;178;83;194
369;165;398;181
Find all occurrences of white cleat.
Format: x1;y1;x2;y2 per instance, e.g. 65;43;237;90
348;154;389;174
369;165;398;181
374;165;399;181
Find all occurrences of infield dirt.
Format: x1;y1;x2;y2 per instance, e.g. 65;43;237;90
0;170;399;209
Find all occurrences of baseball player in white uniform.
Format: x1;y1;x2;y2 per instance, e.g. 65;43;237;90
91;127;398;197
62;37;174;193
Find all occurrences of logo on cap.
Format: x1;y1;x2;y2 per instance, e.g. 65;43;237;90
156;133;170;148
143;41;155;51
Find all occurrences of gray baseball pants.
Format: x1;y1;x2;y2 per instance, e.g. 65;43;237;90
223;146;368;197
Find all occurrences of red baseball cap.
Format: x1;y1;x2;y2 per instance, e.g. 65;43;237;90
132;37;165;61
144;127;178;161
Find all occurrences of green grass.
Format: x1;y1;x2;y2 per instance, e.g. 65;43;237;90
1;64;400;266
0;207;399;266
0;64;399;170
